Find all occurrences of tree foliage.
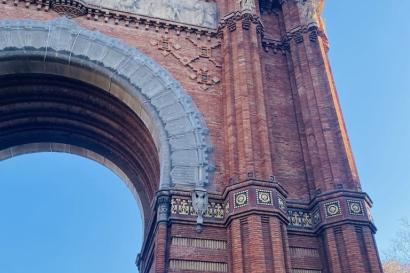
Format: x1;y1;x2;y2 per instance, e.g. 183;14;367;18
382;219;410;273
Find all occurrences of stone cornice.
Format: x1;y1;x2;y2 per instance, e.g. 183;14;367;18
262;25;327;54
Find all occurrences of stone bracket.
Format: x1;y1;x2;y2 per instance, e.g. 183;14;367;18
218;10;264;37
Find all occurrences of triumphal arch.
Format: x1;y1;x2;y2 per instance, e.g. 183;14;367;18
0;0;383;272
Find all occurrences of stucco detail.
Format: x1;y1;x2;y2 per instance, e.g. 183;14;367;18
0;17;214;190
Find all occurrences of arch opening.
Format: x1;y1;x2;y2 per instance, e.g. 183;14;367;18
0;73;159;228
0;152;143;273
0;17;214;192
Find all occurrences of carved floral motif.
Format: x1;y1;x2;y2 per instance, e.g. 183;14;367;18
347;200;364;216
171;198;226;220
324;200;342;218
234;191;249;208
256;189;273;205
288;210;313;228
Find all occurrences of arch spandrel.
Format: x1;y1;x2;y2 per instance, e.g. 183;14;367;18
0;17;214;190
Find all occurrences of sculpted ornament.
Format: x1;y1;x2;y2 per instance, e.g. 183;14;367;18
296;0;324;27
192;190;209;232
237;0;255;12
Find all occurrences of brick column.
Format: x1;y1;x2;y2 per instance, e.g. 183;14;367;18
280;0;359;192
278;2;383;272
219;6;273;180
226;180;291;273
153;223;168;273
322;228;343;273
320;224;382;273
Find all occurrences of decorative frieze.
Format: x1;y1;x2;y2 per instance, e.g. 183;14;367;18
171;190;372;232
288;209;313;229
2;0;218;39
78;0;219;28
171;197;226;220
287;195;375;231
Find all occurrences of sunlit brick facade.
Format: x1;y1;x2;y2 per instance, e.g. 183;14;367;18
0;0;383;272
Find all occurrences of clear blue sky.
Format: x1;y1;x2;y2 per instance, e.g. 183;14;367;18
0;1;409;272
324;0;410;257
0;153;143;273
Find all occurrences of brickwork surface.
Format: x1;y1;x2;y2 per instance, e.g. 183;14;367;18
0;1;383;272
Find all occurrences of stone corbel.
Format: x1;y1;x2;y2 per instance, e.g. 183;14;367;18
191;189;209;232
218;10;264;37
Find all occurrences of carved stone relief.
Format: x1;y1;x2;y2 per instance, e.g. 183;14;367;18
295;0;324;27
171;197;226;220
192;190;209;226
237;0;255;12
150;35;221;91
81;0;218;28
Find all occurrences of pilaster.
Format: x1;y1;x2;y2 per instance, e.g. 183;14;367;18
224;177;292;273
280;0;360;193
219;6;273;180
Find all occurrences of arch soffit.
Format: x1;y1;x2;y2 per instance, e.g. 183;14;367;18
0;18;214;190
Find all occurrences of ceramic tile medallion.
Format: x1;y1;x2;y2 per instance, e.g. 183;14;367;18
324;200;342;218
234;191;249;208
256;189;273;205
347;200;364;216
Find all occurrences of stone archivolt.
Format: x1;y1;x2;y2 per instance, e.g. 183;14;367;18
0;18;214;190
